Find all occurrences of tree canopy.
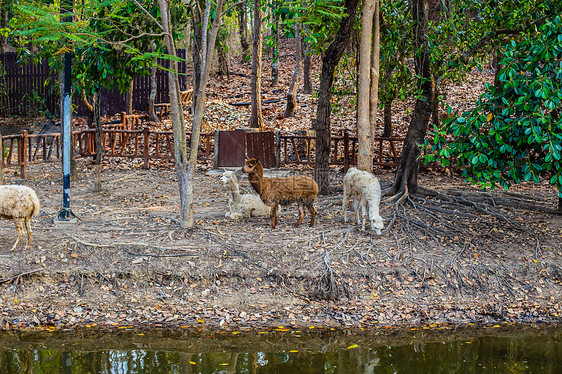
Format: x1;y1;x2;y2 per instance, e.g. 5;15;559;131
425;15;562;202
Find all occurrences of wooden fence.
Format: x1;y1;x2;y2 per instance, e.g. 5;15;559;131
277;131;404;169
0;50;189;117
1;129;405;178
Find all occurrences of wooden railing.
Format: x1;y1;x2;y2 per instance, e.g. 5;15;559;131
1;128;215;175
2;129;405;178
277;131;405;169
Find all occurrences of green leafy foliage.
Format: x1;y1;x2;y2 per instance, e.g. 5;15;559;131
8;0;189;98
425;16;562;198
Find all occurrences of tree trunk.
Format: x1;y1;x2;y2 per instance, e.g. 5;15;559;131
217;40;230;79
388;0;433;198
148;65;159;122
161;0;224;228
369;0;381;138
159;0;191;227
82;94;94;128
249;0;263;130
303;53;312;94
284;24;301;118
356;0;375;172
125;79;133;114
0;5;8;53
313;0;361;194
271;18;280;86
191;5;203;114
302;24;312;94
239;2;249;62
382;99;393;137
93;91;103;192
558;197;562;212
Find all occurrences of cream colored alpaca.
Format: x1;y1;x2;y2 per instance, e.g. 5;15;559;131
220;170;270;219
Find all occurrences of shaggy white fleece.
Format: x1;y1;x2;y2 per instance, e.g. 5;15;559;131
342;167;384;234
0;185;40;250
220;170;270;219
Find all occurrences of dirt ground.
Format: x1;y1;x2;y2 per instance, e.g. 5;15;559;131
0;159;560;331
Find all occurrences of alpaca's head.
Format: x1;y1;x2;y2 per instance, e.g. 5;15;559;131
372;216;384;235
242;158;263;176
220;170;236;187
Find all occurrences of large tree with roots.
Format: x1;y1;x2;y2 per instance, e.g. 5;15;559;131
384;0;562;205
313;0;360;194
383;0;433;203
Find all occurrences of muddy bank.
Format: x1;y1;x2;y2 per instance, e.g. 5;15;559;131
0;161;561;331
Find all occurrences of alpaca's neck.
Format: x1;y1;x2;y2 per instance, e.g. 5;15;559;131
248;170;266;196
227;179;241;202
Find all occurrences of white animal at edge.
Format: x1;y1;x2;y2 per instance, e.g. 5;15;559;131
342;167;384;234
0;185;40;250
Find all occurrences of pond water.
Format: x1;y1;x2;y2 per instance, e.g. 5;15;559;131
0;325;560;373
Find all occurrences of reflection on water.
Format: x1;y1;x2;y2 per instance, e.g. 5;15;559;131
0;325;560;373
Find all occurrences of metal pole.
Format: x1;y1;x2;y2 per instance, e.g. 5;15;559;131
56;51;76;221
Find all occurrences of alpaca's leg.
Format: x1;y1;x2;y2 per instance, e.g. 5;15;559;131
342;191;350;223
270;203;279;228
24;217;33;250
361;200;367;231
10;219;24;251
307;203;317;227
353;199;361;225
294;203;305;227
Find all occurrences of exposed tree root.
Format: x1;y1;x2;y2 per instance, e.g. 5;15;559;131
314;245;351;301
373;183;556;296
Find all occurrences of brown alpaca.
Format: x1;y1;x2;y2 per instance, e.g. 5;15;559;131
242;158;318;228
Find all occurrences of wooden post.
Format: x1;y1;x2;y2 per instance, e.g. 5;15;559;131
213;130;220;168
20;130;28;179
143;127;150;169
343;131;350;172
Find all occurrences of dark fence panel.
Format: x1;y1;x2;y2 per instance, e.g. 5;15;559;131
247;131;276;168
0;50;189;117
217;129;246;167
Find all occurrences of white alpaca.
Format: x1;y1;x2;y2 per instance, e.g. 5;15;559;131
0;185;40;250
220;170;270;219
342;167;384;234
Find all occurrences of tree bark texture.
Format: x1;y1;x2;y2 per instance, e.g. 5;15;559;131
382;99;393;137
148;65;159;122
356;0;375;172
303;54;312;94
191;4;203;114
93;91;103;192
249;0;263;130
159;0;190;227
369;1;381;138
187;0;225;226
0;5;8;53
238;2;249;62
389;0;434;197
125;79;133;114
271;18;280;86
313;0;361;194
284;24;301;118
217;40;230;79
